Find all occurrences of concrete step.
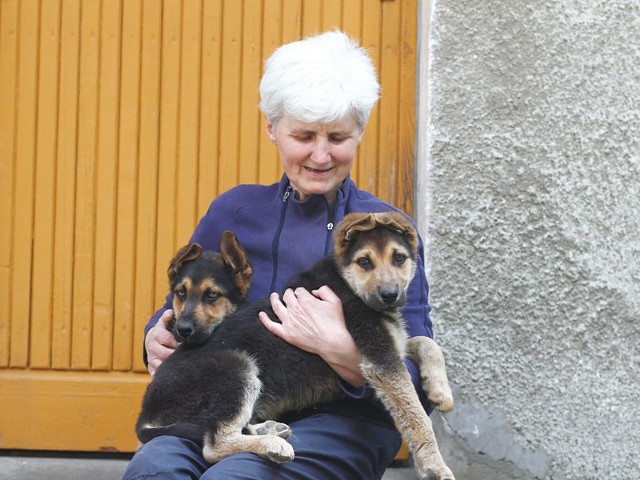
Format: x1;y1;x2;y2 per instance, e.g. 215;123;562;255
0;452;418;480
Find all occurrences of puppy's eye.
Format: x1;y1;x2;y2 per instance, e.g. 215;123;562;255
394;253;407;265
175;287;186;300
357;257;372;270
206;291;220;301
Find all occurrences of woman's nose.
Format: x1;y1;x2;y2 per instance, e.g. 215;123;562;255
310;138;331;163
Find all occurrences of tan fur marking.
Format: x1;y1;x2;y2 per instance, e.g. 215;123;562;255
360;362;454;479
196;279;237;331
171;278;192;318
198;278;225;297
406;337;454;413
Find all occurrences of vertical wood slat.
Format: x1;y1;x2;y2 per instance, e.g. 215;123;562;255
30;0;61;369
154;0;181;298
377;0;401;206
51;0;81;370
10;0;40;368
176;0;202;241
342;0;363;188
132;0;163;372
398;0;417;216
238;1;264;185
71;0;100;370
197;0;223;216
0;0;19;368
359;0;382;193
321;0;343;30
257;0;297;185
92;0;122;371
281;0;302;44
302;0;322;35
341;0;362;44
112;0;142;371
217;2;243;195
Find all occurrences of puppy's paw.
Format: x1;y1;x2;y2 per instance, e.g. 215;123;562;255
247;420;292;439
260;436;295;463
420;470;455;480
425;379;454;413
414;451;455;480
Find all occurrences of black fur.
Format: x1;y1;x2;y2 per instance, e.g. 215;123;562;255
137;251;408;442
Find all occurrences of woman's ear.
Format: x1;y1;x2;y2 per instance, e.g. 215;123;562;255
265;118;277;143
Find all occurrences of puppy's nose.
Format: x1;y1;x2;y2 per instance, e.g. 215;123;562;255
177;323;194;339
379;288;399;305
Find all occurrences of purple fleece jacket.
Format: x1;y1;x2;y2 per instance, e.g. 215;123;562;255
145;175;433;401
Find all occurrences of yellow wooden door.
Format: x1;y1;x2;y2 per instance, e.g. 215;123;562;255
0;0;417;453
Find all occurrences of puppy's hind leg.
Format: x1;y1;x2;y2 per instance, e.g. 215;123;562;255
204;428;294;464
201;355;294;464
407;336;454;413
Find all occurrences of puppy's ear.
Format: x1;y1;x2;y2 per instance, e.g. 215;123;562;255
333;212;375;257
168;243;203;282
219;231;253;297
334;212;419;255
374;212;419;252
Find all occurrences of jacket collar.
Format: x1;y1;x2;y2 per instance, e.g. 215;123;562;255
276;173;353;208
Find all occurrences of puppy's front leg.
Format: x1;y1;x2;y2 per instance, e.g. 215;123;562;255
407;336;454;413
361;360;454;480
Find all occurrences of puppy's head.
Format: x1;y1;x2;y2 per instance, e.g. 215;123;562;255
334;212;418;312
167;232;252;344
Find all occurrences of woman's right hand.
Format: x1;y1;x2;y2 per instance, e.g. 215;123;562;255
144;309;177;376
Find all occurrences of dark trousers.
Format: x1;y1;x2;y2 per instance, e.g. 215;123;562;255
123;399;402;480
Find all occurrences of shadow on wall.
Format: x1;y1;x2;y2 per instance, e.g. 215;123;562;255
433;386;557;480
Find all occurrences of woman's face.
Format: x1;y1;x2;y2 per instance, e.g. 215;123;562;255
267;115;363;205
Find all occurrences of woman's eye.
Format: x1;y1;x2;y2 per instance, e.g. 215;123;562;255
293;134;313;142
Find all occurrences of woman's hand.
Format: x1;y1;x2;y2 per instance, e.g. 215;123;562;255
144;309;177;376
258;286;365;388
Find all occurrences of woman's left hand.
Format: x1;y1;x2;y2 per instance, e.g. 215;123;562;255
258;285;365;388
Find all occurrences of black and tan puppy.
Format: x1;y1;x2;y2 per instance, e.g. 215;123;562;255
164;232;253;345
136;212;455;480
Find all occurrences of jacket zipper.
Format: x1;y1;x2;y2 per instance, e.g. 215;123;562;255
324;198;335;256
270;186;292;292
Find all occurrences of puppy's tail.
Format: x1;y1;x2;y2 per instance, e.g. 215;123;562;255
137;423;204;446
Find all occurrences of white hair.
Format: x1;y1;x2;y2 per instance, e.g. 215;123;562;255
259;30;380;129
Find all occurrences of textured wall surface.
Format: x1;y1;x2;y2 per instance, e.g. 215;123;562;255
421;1;640;479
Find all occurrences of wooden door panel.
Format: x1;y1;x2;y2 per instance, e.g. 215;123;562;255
0;0;417;453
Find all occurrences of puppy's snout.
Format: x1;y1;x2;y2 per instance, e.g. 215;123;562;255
379;287;399;305
176;322;194;339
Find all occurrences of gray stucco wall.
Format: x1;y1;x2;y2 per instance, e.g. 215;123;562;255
418;1;640;479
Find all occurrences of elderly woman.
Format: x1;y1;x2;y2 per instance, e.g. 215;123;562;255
123;30;433;480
